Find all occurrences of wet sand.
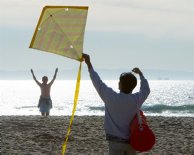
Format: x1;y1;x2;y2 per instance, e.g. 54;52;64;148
0;116;194;155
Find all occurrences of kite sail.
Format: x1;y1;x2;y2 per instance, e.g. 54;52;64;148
30;6;88;61
29;6;88;155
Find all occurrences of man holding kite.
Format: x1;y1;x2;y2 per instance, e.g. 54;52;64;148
82;53;150;155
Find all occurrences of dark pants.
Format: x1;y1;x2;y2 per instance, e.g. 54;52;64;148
108;141;137;155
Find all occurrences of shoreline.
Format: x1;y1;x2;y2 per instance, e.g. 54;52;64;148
1;116;194;154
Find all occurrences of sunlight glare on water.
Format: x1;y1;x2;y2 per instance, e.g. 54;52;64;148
0;80;194;117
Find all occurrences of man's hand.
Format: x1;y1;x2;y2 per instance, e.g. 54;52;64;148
31;69;34;74
82;53;90;64
82;53;92;69
55;68;58;73
132;67;143;76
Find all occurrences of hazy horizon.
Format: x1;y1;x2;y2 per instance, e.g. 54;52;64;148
1;67;194;80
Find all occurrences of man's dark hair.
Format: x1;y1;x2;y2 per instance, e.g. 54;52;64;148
119;72;137;94
42;76;48;83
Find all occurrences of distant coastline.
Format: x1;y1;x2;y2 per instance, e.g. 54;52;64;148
0;68;194;80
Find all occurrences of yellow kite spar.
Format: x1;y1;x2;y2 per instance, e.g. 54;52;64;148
29;6;88;154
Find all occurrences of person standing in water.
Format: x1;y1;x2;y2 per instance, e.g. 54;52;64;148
31;68;58;116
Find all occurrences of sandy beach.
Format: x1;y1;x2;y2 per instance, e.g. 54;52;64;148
0;116;194;155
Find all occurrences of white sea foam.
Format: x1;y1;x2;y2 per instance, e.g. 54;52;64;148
0;80;194;117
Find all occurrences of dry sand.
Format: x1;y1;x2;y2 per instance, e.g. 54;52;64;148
0;116;194;155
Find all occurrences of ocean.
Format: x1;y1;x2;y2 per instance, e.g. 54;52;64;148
0;80;194;117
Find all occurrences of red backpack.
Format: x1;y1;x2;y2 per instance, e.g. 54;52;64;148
130;110;156;152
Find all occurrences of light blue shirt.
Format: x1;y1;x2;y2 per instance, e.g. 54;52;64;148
89;68;150;139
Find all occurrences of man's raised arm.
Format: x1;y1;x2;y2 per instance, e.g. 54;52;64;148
132;67;150;107
49;68;58;85
31;69;41;86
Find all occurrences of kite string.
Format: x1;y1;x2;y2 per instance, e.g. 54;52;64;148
62;62;82;155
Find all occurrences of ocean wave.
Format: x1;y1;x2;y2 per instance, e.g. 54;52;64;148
88;104;194;114
142;104;194;113
88;106;105;111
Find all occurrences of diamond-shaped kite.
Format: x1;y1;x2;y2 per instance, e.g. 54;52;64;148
30;6;88;61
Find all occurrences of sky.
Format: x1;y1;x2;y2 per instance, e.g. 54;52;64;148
0;0;194;74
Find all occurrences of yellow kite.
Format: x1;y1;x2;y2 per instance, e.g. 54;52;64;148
30;6;88;61
29;6;88;155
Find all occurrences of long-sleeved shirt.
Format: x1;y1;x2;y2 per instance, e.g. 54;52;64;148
89;68;150;140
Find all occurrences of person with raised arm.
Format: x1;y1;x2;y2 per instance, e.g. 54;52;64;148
82;53;150;155
31;68;58;116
